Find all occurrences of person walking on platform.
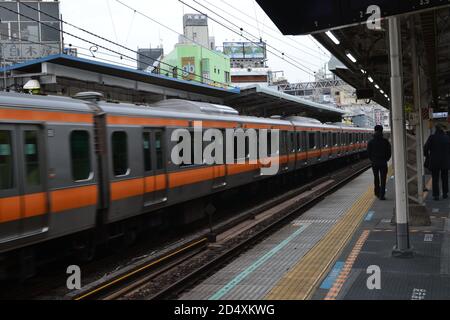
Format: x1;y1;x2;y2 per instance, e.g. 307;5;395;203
424;125;450;201
367;125;392;200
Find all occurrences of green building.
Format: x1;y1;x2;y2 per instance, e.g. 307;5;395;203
161;44;231;89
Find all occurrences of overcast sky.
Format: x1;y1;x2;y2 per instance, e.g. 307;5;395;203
60;0;331;83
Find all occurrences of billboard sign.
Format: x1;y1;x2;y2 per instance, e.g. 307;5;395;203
256;0;450;35
182;56;196;80
0;42;60;61
223;42;266;59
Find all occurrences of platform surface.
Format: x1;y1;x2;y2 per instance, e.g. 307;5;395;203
180;169;450;300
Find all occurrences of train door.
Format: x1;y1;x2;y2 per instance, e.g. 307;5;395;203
0;124;48;245
143;129;168;209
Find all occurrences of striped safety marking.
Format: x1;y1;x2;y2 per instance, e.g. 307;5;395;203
324;230;370;300
265;183;375;300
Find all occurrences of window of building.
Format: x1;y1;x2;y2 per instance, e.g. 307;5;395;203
224;71;230;83
0;131;13;190
24;131;40;186
112;132;128;176
0;2;19;22
10;22;19;40
0;22;9;40
19;3;39;22
70;131;92;181
20;22;39;42
41;22;60;41
40;2;60;22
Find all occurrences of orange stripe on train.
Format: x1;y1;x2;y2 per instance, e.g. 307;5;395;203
51;185;98;213
0;108;93;123
0;196;21;223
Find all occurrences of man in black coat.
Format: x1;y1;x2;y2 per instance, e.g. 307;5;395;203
367;125;392;200
424;125;450;200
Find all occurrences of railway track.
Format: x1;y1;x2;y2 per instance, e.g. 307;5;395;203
70;159;371;300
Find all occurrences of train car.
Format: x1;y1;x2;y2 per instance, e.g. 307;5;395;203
0;92;373;278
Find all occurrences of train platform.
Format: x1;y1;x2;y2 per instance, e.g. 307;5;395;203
179;168;450;300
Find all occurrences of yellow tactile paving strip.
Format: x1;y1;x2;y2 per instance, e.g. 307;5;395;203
324;230;370;300
265;185;375;300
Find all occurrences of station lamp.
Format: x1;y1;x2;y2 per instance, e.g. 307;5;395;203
345;52;357;63
325;31;340;45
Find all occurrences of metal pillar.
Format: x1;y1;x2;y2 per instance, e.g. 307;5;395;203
411;18;425;204
2;44;6;92
389;16;413;257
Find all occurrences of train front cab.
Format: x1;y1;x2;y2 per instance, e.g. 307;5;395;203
0;124;49;250
0;103;98;266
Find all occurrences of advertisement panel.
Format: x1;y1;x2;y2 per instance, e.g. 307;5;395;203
223;42;266;59
182;56;196;80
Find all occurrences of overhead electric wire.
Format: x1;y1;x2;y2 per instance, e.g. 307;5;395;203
113;0;227;61
179;0;316;77
17;2;224;86
0;33;139;70
199;0;328;65
11;2;236;89
218;0;330;59
189;0;317;75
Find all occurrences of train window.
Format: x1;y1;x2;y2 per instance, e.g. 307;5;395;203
155;131;164;170
112;131;129;176
24;131;41;186
280;131;287;155
245;135;250;159
322;133;328;148
308;132;316;150
143;132;152;171
0;131;13;190
71;131;92;181
290;132;296;153
267;132;272;156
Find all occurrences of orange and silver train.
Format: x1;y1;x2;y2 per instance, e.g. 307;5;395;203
0;92;375;278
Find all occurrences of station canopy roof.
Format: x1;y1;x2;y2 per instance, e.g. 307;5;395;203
225;84;346;122
0;54;240;99
256;1;450;112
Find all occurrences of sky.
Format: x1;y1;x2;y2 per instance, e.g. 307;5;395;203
59;0;332;83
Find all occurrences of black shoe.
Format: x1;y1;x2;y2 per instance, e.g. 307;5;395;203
434;197;440;201
379;196;386;201
444;195;448;200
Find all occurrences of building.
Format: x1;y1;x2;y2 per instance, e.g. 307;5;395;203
161;45;230;88
137;47;164;72
0;0;62;66
161;14;231;88
180;14;215;50
221;41;275;87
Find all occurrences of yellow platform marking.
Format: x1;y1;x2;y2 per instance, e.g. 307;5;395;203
324;230;370;300
265;183;375;300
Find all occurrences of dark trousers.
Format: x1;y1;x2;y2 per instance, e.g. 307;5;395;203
431;169;449;198
372;165;388;198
